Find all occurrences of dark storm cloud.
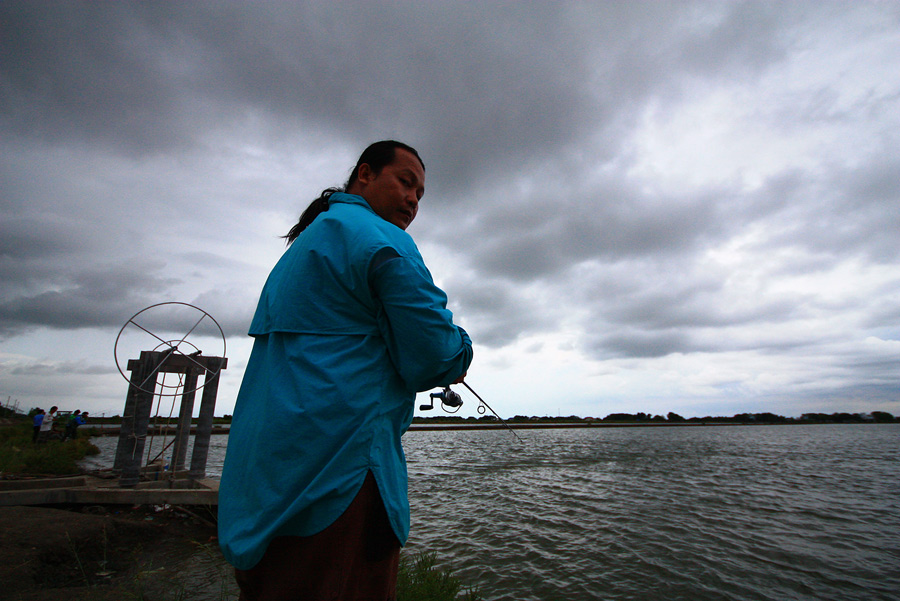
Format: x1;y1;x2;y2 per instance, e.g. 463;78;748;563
0;3;194;153
432;139;900;355
1;0;728;339
821;158;900;263
0;259;179;337
730;158;900;266
0;1;802;185
443;272;559;347
436;178;731;285
588;328;691;359
0;215;84;260
189;287;257;339
9;359;115;377
2;1;899;415
675;1;796;75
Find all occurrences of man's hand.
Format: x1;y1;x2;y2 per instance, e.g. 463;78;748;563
452;372;467;384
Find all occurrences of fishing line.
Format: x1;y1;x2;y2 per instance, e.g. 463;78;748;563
462;381;524;442
420;381;523;442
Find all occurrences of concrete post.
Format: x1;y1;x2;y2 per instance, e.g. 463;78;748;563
170;370;199;472
189;358;223;479
117;351;164;487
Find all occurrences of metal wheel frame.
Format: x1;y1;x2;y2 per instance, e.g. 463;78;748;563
114;301;226;397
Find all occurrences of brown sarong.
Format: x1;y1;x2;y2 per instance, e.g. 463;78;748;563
235;471;400;601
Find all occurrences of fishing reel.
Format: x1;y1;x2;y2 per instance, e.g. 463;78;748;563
418;382;524;441
419;386;464;413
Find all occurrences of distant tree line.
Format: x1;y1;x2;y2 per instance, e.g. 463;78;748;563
595;411;898;424
411;410;899;424
7;407;898;426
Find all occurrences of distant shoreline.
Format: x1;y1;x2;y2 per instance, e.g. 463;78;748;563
85;420;897;436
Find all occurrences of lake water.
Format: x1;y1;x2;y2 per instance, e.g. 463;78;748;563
85;424;900;601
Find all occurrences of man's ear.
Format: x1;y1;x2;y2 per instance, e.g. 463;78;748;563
356;162;375;186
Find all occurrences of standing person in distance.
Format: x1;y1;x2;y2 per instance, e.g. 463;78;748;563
32;409;44;443
37;406;57;443
218;140;473;601
64;410;86;441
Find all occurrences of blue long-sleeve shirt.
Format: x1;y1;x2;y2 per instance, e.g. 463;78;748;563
218;193;473;570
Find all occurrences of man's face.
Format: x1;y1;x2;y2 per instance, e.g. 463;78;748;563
358;148;425;230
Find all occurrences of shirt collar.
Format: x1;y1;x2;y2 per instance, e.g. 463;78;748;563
328;192;372;211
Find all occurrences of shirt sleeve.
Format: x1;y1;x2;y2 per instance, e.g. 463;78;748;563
370;250;473;392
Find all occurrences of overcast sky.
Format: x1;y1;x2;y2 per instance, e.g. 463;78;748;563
2;1;899;421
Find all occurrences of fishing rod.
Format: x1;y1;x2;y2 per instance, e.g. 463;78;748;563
419;381;524;442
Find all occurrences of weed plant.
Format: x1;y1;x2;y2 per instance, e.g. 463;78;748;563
0;423;99;475
398;551;482;601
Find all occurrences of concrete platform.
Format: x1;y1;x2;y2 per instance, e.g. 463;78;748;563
0;474;219;507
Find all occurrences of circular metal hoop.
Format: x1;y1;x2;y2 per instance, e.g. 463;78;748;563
149;339;199;394
114;302;227;397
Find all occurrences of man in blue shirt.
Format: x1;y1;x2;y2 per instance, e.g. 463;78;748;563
64;410;86;441
219;141;473;600
32;409;44;443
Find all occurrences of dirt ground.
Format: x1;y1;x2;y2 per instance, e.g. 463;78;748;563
0;503;233;601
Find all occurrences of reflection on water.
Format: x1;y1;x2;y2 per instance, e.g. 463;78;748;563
83;425;900;601
131;536;239;601
80;433;229;475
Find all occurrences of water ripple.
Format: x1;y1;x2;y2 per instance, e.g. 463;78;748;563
84;425;900;601
405;425;900;601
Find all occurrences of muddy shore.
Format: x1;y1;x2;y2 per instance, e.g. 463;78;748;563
1;503;235;601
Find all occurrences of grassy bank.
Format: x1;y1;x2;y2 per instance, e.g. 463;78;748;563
0;422;99;475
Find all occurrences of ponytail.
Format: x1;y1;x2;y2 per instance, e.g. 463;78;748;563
283;187;341;245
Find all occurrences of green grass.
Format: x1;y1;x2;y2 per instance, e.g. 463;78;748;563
0;422;99;475
398;550;482;601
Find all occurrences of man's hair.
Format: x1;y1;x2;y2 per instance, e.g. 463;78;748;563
283;140;424;244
